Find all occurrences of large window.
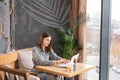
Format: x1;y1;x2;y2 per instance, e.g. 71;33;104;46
109;0;120;80
86;0;101;80
87;0;120;80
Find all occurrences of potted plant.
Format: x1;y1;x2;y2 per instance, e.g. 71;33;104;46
55;27;74;59
54;12;88;59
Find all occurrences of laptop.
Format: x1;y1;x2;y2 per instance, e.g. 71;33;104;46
56;54;79;68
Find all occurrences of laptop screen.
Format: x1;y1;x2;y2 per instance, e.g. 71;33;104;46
56;53;79;68
70;53;79;65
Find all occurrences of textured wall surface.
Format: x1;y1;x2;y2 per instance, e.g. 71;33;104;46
14;0;71;52
0;2;10;53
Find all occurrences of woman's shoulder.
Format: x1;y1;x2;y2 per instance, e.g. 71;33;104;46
33;46;42;51
33;46;39;49
33;45;38;48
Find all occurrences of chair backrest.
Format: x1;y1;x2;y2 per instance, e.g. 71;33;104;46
0;51;18;80
0;48;32;67
0;48;37;80
0;51;18;67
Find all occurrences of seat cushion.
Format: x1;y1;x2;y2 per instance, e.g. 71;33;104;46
18;50;34;71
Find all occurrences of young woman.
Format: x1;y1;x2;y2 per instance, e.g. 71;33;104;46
32;32;69;80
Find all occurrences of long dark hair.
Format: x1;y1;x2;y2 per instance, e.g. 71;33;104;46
37;32;52;53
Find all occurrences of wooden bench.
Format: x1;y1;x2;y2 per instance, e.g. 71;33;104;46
0;48;40;80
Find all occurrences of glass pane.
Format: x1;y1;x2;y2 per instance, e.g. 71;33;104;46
110;0;120;80
86;0;101;80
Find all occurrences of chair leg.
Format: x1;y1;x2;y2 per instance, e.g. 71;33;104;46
15;75;19;80
0;71;4;80
0;75;4;80
5;72;11;80
61;76;64;80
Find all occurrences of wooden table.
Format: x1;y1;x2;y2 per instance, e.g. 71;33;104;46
35;63;95;80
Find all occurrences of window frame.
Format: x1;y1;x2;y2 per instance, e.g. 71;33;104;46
99;0;111;80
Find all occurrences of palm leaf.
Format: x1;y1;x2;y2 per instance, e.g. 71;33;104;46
20;0;70;28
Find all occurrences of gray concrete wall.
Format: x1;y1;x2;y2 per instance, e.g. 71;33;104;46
0;2;10;53
0;0;71;55
14;0;71;54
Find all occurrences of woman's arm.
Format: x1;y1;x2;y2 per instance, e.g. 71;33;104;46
49;49;70;64
32;52;65;66
49;49;61;60
32;47;69;66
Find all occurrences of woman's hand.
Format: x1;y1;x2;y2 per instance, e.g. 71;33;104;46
57;58;70;64
60;58;70;63
53;59;70;65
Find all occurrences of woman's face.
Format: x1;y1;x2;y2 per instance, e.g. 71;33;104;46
43;37;51;47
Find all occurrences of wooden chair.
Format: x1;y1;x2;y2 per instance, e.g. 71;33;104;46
0;49;40;80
